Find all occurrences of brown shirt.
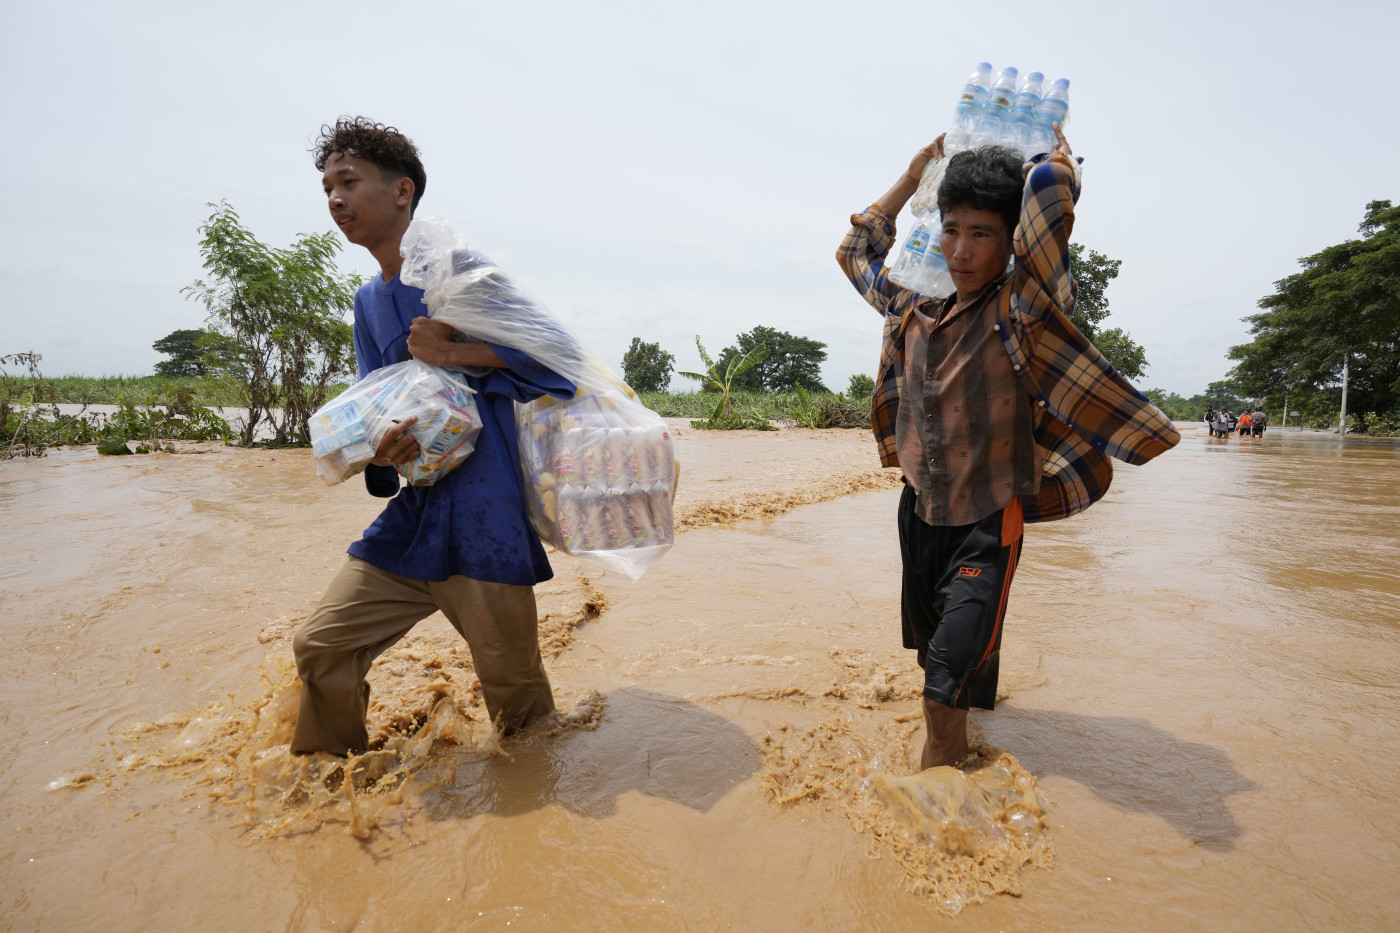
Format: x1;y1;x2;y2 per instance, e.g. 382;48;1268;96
896;277;1042;526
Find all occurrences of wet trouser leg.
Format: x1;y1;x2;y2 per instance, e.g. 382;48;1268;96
291;557;554;755
898;486;1024;711
433;570;555;734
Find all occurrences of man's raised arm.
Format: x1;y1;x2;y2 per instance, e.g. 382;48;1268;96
1014;123;1079;316
835;134;945;313
876;134;945;217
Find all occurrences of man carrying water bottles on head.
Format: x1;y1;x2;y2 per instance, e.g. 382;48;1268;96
836;123;1179;770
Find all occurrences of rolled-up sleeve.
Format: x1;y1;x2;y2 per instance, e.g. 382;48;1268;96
837;204;909;314
1013;152;1081;320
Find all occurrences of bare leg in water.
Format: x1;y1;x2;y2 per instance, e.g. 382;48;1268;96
921;697;968;770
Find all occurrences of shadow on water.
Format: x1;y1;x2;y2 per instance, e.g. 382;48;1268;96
422;688;761;821
986;707;1258;851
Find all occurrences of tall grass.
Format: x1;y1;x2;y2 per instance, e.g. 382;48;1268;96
2;359;237;457
42;375;351;408
639;391;797;419
640;390;871;428
40;379;867;427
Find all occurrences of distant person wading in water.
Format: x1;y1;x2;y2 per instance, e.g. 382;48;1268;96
836;125;1179;769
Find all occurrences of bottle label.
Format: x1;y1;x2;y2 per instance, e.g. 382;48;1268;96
988;90;1014;112
956;84;987;118
903;229;930;256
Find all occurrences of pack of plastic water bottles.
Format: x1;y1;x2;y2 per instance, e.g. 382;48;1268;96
890;63;1071;298
399;216;678;580
309;359;482;487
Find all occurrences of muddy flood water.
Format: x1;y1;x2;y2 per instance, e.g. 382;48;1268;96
2;422;1398;931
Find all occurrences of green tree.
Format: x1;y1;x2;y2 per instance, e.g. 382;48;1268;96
621;337;675;393
1229;200;1400;433
152;328;239;377
847;373;875;398
183;201;359;446
678;336;769;421
1142;386;1261;423
1203;379;1252;412
718;326;828;392
1142;388;1191;421
1068;243;1148;382
152;329;208;377
1090;328;1147;384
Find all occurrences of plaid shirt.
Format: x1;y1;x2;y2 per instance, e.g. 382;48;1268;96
836;151;1180;523
898;281;1041;525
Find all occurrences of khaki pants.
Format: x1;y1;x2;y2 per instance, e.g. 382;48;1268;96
291;557;555;755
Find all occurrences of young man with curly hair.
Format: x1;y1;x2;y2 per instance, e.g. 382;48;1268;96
837;126;1179;769
290;117;575;757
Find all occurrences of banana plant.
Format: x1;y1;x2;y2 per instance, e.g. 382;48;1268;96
677;336;769;422
786;385;822;428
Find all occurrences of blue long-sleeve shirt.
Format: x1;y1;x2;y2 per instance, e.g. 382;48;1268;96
346;272;575;585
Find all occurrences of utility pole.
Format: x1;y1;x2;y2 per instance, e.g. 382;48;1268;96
1332;353;1344;431
1339;354;1350;434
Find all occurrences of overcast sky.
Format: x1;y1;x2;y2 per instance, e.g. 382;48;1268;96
2;0;1396;396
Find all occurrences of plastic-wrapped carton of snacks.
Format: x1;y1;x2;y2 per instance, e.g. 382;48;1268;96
308;359;481;487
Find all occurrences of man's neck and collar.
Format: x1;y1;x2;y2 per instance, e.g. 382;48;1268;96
953;269;1010;311
917;271;1009;328
368;218;411;283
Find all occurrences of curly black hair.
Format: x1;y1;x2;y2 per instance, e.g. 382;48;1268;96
937;145;1024;242
312;116;427;214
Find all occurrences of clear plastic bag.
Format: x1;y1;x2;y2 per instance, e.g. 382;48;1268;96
308;359;482;487
516;387;677;579
400;217;678;580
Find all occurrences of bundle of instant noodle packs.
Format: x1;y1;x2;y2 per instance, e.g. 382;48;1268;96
398;216;679;580
309;359;482;487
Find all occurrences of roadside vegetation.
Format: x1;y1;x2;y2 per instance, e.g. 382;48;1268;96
1;352;233;458
642;387;872;430
1224;199;1400;436
2;201;360;458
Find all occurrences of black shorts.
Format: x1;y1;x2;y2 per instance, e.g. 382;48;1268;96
897;484;1024;711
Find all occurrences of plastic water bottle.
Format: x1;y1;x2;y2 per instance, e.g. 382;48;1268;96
917;216;954;297
890;211;953;297
972;65;1019;148
889;211;936;290
909;61;991;215
943;61;993;155
1026;77;1070;156
1006;71;1044;156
